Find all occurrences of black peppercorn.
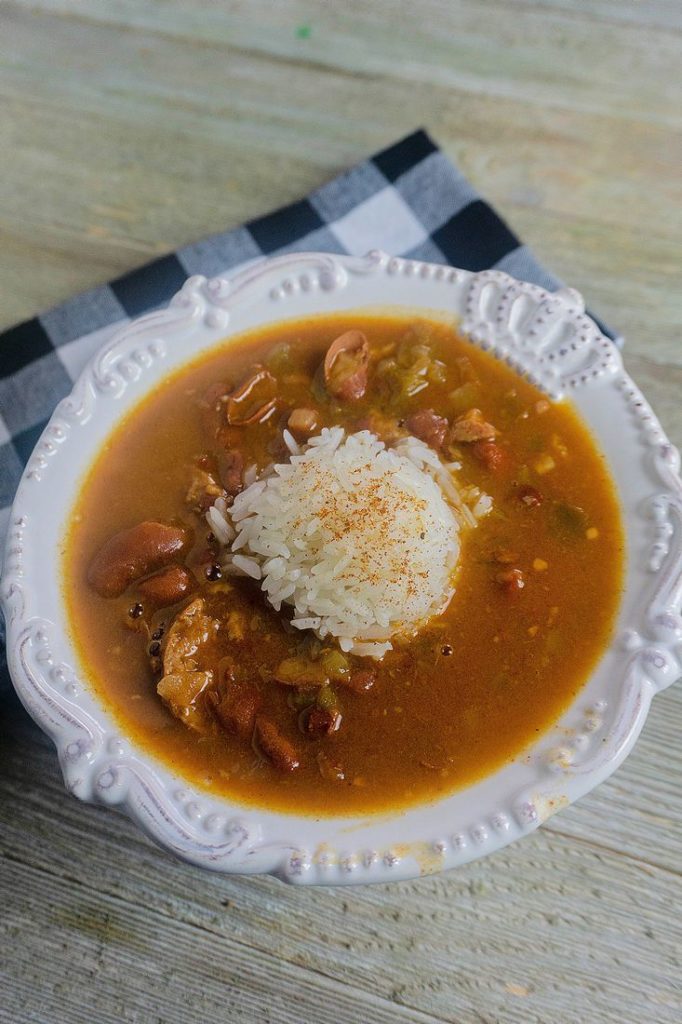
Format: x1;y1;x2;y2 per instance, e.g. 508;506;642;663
149;641;161;657
128;603;144;619
206;564;222;581
441;644;453;656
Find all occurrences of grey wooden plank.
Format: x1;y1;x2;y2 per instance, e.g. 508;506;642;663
13;1;682;125
1;699;681;1024
0;4;680;345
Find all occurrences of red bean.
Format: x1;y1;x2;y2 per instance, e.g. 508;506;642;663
339;668;376;693
227;367;278;425
138;566;194;607
254;717;300;772
304;707;342;738
287;408;320;437
323;331;369;401
88;522;192;598
209;684;262;740
406;409;449;449
472;440;505;470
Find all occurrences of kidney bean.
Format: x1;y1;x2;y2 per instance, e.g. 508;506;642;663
287;408;320;437
339;668;376;693
209;683;262;740
227;367;278;425
254;717;300;772
88;522;192;598
472;439;505;470
138;566;194;607
304;707;342;738
406;409;449;449
323;331;369;401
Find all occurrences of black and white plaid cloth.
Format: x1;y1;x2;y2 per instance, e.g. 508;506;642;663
0;128;618;664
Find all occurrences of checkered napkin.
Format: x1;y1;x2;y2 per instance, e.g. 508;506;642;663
0;129;618;671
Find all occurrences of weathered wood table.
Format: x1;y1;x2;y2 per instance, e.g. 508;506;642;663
1;3;681;1021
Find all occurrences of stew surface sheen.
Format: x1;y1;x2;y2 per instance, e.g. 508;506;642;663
64;314;624;816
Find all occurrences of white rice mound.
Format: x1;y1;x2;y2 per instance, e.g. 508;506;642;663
213;428;490;658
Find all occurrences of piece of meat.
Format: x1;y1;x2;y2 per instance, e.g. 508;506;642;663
287;407;320;437
162;597;219;672
472;439;505;471
406;409;449;449
186;463;225;513
220;450;244;496
450;408;497;443
323;330;369;401
227;366;278;425
88;522;192;598
209;683;262;739
156;597;220;730
157;671;214;731
254;717;300;772
138;566;194;607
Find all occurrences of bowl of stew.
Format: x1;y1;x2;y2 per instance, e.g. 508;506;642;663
3;250;681;884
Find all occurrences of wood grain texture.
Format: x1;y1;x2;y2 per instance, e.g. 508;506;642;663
0;2;680;1022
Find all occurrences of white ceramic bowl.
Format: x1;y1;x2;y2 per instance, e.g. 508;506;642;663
3;251;682;884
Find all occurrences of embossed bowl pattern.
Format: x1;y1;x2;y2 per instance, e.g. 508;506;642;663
2;251;681;884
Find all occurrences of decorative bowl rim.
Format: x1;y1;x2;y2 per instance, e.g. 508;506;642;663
2;249;681;885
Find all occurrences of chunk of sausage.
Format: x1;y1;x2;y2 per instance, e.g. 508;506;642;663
138;566;194;607
88;522;192;598
406;409;448;449
323;330;369;401
209;683;262;739
254;717;300;772
450;408;497;443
